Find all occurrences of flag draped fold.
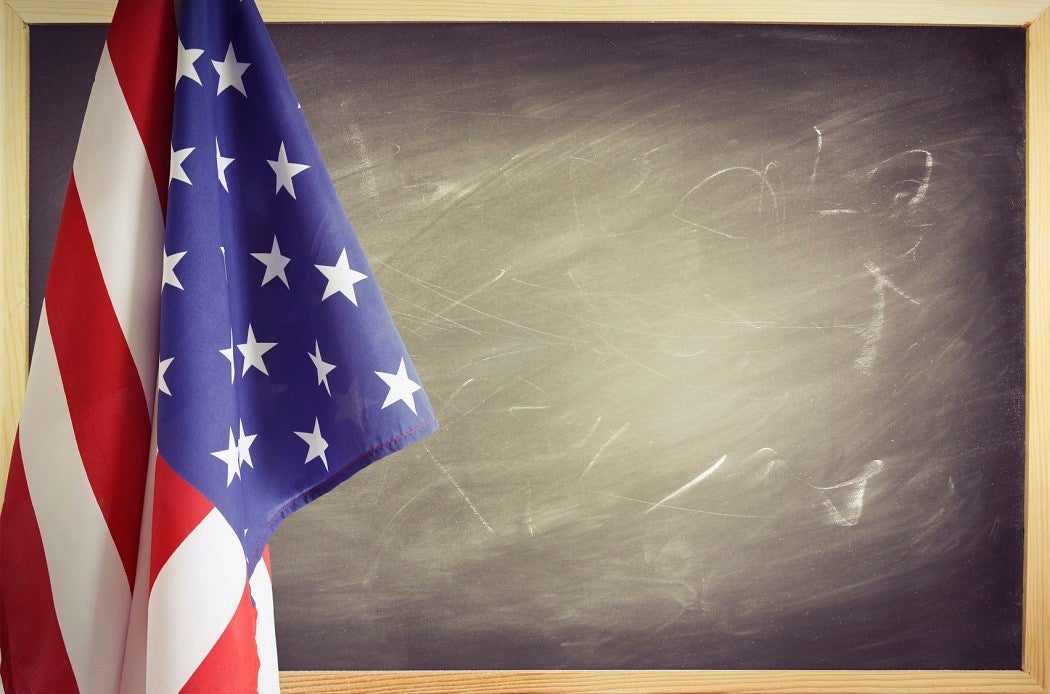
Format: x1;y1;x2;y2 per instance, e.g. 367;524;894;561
0;1;437;691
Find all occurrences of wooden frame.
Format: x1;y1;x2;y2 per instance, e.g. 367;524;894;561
1;1;1047;692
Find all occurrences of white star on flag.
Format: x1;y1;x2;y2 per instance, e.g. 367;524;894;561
210;428;241;486
308;341;336;396
176;38;204;87
215;138;234;192
237;324;277;376
316;248;368;304
170;145;194;185
162;248;187;290
212;42;250;96
250;236;291;288
375;358;422;415
267;142;310;198
237;420;257;470
158;357;174;396
219;330;235;383
294;418;329;470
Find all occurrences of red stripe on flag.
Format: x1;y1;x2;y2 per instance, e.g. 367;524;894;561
44;179;153;586
262;545;272;576
0;435;79;694
150;454;214;589
105;0;176;214
180;582;261;694
46;179;152;585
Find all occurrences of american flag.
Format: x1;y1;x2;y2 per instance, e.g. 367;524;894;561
0;0;437;691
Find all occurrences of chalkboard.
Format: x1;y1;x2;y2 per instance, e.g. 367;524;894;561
30;23;1026;671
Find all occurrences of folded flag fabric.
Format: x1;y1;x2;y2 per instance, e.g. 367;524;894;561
0;0;437;691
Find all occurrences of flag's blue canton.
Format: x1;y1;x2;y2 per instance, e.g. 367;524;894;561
159;0;437;569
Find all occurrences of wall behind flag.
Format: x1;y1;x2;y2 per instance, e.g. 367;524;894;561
31;22;1026;671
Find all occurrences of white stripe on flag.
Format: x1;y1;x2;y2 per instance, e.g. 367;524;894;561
119;420;158;694
250;558;280;693
19;308;131;693
72;45;165;409
146;508;247;693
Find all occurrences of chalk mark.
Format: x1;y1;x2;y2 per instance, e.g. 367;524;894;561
870;148;934;206
705;293;764;330
384;290;484;336
857;262;920;374
361;482;434;583
446;378;474;406
672;166;780;239
814;459;884;527
810;126;823;184
564;272;752;398
576;415;604;449
582;422;629;477
453;347;539;373
645;455;729;513
609;491;762;518
377;260;593;346
899;235;923;260
339;105;379;199
424;269;506;326
425;444;495;534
